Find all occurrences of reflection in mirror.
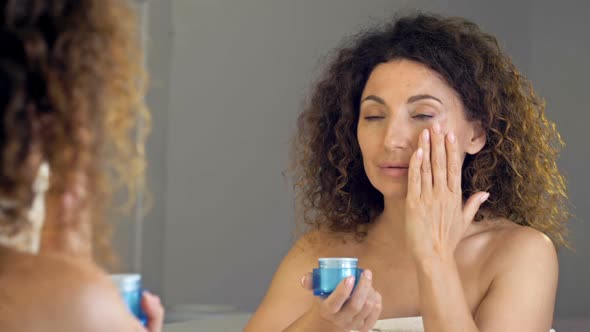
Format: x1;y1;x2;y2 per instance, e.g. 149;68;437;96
147;2;588;332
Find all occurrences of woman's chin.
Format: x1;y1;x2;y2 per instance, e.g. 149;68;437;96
375;183;408;201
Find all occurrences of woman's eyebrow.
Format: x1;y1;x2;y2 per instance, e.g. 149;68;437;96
361;94;443;106
407;94;443;105
361;95;386;105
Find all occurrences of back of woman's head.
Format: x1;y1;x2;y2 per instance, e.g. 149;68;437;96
0;0;148;262
293;13;569;247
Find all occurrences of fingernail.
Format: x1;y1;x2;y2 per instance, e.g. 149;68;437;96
364;270;372;280
346;276;355;285
300;275;306;287
423;129;429;141
433;123;441;134
417;147;423;159
480;192;490;202
448;132;456;143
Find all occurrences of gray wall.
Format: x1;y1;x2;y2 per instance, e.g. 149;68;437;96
123;0;589;319
529;0;590;318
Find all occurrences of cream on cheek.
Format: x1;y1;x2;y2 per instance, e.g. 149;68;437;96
435;118;472;158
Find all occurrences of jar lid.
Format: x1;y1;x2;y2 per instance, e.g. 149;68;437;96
318;257;358;269
111;273;141;292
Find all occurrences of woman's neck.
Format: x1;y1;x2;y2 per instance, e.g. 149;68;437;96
367;197;410;253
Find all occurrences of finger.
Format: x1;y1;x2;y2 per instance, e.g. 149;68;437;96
142;291;164;332
351;289;376;327
300;273;313;291
420;128;433;197
463;192;489;225
431;122;447;192
322;275;355;314
339;270;373;317
407;147;423;199
360;291;382;332
132;318;148;332
351;291;375;329
445;131;461;194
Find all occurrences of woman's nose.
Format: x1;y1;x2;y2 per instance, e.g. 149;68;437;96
382;117;415;151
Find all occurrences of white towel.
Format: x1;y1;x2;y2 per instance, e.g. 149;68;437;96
352;316;423;332
353;317;555;332
0;162;50;254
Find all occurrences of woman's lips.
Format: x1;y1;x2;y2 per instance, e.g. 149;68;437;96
379;166;409;177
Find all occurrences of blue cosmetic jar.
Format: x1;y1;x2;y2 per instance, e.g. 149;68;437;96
312;257;363;298
111;274;147;326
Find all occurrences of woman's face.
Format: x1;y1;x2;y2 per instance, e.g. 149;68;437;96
357;59;485;200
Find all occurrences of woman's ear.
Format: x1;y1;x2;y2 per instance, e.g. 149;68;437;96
465;121;487;155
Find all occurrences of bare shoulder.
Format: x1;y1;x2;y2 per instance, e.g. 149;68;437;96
481;220;556;268
268;230;332;286
0;248;137;332
461;217;558;283
496;224;557;275
289;229;356;259
244;229;352;332
468;220;559;329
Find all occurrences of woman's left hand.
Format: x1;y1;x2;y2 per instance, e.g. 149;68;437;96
141;290;165;332
405;123;489;261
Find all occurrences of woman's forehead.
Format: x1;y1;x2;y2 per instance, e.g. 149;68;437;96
361;59;464;112
362;60;457;100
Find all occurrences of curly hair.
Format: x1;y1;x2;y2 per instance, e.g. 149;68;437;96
292;13;570;248
0;0;149;265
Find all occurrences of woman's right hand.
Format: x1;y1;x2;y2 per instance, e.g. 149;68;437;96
300;270;382;332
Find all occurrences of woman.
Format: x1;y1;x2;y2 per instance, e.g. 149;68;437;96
0;0;163;331
245;13;568;332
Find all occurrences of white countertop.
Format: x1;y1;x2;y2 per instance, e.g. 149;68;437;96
163;314;251;332
162;314;590;332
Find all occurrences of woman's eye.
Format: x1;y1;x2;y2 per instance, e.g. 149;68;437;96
412;114;434;120
364;116;384;121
